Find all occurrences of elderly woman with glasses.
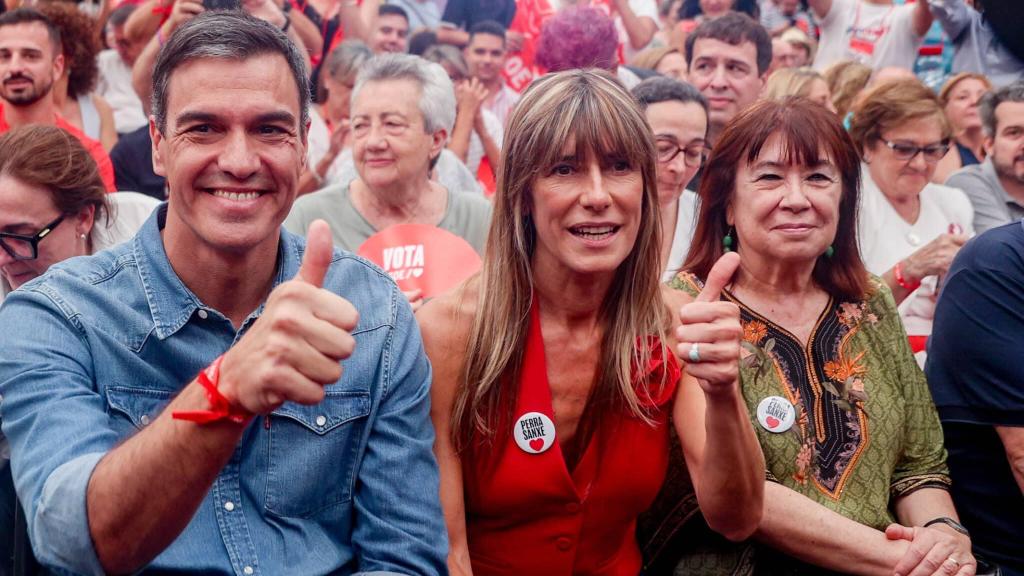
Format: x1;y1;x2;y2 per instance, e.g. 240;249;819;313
632;76;709;281
849;79;974;365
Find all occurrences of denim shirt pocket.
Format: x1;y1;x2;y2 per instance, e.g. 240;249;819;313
106;387;175;435
264;390;371;518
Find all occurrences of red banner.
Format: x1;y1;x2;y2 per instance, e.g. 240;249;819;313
502;0;556;93
357;224;482;298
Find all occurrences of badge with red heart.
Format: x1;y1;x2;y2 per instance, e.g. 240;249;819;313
756;396;796;434
514;411;556;454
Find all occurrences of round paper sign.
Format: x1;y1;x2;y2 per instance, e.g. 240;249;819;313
358;224;482;299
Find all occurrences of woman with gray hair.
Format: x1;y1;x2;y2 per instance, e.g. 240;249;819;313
285;53;492;310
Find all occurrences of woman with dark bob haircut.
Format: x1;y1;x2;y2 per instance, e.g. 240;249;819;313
643;98;976;575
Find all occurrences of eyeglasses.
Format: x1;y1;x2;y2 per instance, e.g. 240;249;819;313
656;139;708;168
0;215;66;261
879;137;950;163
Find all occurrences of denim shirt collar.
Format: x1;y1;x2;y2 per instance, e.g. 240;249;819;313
133;204;304;340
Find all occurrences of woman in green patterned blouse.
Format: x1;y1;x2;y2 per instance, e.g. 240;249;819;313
644;99;976;575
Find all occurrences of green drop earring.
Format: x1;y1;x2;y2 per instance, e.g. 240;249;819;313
723;228;735;252
825;245;835;258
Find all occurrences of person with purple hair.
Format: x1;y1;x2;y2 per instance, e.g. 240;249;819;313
535;6;643;88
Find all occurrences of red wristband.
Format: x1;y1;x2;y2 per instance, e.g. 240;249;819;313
172;355;252;424
894;260;921;292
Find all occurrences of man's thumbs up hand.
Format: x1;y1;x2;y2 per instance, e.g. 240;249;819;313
217;220;359;415
296;220;334;287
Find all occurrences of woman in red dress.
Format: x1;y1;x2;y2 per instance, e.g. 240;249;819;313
418;69;765;575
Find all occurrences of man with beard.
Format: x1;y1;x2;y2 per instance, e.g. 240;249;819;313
948;81;1024;233
0;8;115;191
464;20;518;127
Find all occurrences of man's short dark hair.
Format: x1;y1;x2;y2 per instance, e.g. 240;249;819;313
685;12;772;76
0;8;62;54
980;80;1024;137
151;11;309;135
379;4;409;22
107;4;137;29
632;76;708;114
468;20;506;45
408;28;437;55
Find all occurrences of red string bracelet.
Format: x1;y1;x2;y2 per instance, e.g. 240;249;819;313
894;260;921;292
172;355;252;424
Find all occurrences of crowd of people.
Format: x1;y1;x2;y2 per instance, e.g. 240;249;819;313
0;0;1022;574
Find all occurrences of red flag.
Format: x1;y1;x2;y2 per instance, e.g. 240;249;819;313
502;0;556;93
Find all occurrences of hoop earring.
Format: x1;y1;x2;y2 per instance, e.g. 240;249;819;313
723;228;735;252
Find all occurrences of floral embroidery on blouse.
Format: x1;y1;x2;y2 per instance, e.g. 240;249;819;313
735;296;881;499
742;320;769;346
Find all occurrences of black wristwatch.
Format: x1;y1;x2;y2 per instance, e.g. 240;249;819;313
923;516;970;537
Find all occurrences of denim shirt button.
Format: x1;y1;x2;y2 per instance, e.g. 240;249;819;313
243;566;254;575
197;309;209;320
140;415;150;426
315;415;327;427
224;501;235;512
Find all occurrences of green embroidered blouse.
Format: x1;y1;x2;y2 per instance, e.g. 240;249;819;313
640;274;950;574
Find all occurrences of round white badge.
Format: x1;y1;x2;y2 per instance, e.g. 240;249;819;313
514;411;556;454
756;396;796;434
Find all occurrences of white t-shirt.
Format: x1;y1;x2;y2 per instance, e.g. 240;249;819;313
813;0;923;71
663;190;700;282
306;106;331;169
466;109;504;175
96;50;148;134
578;0;659;63
617;66;642;90
857;165;973;363
617;0;659;62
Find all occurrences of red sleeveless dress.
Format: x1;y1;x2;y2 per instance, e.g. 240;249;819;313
462;301;680;575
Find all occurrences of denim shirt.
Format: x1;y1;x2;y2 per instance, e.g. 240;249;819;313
0;206;447;576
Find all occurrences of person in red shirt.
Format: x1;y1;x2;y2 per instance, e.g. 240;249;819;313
418;69;765;576
0;8;116;192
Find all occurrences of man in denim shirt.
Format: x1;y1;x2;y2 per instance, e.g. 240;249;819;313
0;11;447;575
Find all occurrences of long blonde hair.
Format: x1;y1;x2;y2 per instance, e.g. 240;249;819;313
453;69;670;452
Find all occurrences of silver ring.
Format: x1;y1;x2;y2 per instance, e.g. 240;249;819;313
689;343;701;363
